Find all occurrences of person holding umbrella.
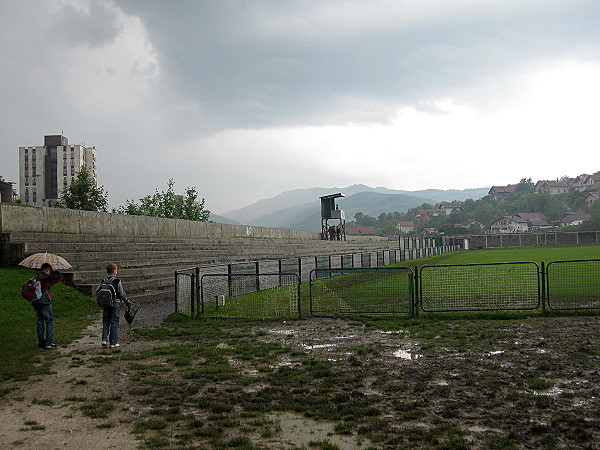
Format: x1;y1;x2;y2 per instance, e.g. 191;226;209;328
20;253;70;349
33;263;64;349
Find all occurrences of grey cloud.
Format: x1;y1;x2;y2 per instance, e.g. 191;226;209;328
113;0;600;133
48;2;121;48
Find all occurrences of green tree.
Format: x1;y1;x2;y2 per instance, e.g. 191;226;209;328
56;166;108;211
115;179;210;221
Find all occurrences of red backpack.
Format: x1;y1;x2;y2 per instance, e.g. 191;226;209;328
21;278;41;302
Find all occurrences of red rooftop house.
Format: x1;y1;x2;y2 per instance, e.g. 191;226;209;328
346;226;376;236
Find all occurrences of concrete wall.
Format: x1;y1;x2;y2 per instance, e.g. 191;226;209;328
467;231;600;249
0;204;321;240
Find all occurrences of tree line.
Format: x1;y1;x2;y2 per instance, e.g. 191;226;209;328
17;166;211;222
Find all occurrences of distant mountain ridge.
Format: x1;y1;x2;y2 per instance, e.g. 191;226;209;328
219;184;489;231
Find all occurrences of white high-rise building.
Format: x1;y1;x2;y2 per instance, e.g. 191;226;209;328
19;135;97;206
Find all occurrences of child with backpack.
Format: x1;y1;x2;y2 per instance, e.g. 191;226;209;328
96;263;129;348
30;263;64;349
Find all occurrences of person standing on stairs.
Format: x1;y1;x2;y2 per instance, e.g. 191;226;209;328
97;263;129;348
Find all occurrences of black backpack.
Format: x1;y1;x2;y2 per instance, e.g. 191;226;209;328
96;277;116;308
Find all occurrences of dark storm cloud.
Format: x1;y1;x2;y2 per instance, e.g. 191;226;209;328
113;0;600;131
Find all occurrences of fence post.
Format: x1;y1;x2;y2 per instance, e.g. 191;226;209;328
297;275;302;319
190;272;196;317
255;261;260;292
174;271;179;314
540;261;546;313
195;267;200;316
228;264;232;297
199;268;205;316
413;265;419;316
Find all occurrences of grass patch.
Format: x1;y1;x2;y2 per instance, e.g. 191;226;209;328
0;266;97;382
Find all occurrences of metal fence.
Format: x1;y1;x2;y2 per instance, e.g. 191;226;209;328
546;259;600;310
175;245;460;316
201;273;300;319
419;262;540;312
175;250;600;317
309;267;414;316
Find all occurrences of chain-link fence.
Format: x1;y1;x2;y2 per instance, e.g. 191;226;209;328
419;262;540;312
309;267;414;316
175;268;196;316
546;259;600;310
200;273;300;319
175;245;600;317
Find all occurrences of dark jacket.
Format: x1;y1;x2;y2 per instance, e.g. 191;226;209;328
34;271;64;305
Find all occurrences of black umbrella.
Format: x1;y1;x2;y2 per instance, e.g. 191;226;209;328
125;301;140;325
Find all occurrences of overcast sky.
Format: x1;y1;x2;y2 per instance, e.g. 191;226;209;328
1;1;599;214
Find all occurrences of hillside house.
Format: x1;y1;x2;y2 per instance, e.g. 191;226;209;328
517;212;550;230
535;180;569;195
584;191;599;208
416;208;442;220
397;221;415;233
346;225;376;236
490;216;529;233
571;173;600;191
488;185;517;199
436;201;462;215
457;219;485;230
420;228;441;236
560;212;591;226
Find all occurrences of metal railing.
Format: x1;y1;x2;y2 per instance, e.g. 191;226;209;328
176;251;599;317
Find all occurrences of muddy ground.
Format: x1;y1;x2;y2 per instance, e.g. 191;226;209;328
0;303;598;449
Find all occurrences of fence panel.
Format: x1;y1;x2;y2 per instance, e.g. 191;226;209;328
361;252;371;268
175;269;195;316
201;273;300;319
310;267;414;316
547;259;600;310
420;262;540;312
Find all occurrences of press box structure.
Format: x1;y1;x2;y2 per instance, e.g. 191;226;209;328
320;193;346;240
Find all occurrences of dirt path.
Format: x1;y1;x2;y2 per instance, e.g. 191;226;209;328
0;297;170;450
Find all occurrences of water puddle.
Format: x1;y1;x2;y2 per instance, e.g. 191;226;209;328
270;412;372;449
302;343;338;350
393;349;422;360
268;329;295;335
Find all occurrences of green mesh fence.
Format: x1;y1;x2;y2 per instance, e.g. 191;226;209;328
547;259;600;310
420;262;540;312
309;267;414;316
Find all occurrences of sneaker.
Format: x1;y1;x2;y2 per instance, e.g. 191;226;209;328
101;341;108;347
44;345;55;350
109;343;120;348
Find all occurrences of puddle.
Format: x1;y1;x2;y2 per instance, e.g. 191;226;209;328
270;412;372;449
302;343;338;350
393;349;422;360
268;329;295;335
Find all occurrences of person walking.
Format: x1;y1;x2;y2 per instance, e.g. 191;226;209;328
97;263;128;348
33;263;64;349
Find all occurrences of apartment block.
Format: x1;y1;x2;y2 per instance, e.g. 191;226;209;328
19;135;97;206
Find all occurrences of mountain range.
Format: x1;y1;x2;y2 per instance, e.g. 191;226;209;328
212;184;489;232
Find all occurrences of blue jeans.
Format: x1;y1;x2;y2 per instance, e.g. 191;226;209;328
102;302;121;346
33;303;54;347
